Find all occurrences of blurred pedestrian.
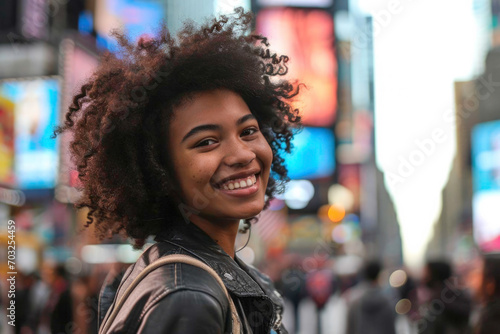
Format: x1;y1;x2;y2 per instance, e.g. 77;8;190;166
37;264;73;334
72;273;102;334
54;7;302;334
0;279;14;334
417;260;472;334
16;271;49;334
15;272;36;334
307;269;335;334
278;262;307;332
474;254;500;334
345;260;397;334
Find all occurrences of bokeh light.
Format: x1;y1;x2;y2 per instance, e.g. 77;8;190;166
395;298;412;315
278;179;315;209
327;204;345;223
331;223;352;244
238;247;256;265
389;269;408;288
328;184;354;211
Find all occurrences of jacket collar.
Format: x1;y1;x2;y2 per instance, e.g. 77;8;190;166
155;221;268;298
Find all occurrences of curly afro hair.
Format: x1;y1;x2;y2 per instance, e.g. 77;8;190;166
55;8;302;247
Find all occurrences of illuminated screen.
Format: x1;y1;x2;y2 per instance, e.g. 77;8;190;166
258;0;333;6
256;8;337;126
60;42;99;188
215;0;251;14
0;78;60;189
284;127;335;179
95;0;165;50
472;120;500;252
0;95;15;186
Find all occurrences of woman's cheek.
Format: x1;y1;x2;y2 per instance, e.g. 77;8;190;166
260;140;273;169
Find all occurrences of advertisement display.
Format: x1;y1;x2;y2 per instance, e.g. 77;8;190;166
472;120;500;252
60;40;99;190
284;127;335;179
21;0;49;40
0;78;60;189
256;8;337;126
0;96;15;186
258;0;332;6
95;0;165;50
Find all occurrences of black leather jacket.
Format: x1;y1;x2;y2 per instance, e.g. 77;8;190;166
98;221;288;334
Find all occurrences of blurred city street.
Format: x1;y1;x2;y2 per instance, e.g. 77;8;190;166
1;0;500;333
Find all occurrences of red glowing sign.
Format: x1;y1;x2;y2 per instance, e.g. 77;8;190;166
256;8;337;126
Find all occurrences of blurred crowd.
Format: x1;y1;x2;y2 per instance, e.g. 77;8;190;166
1;0;500;333
1;253;499;334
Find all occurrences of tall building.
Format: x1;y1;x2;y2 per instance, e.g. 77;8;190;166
427;47;500;259
335;4;403;266
361;157;403;267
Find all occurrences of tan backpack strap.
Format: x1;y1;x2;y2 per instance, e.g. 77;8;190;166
99;254;241;334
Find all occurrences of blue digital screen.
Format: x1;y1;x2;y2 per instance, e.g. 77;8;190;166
284;127;335;179
96;0;165;52
472;120;500;252
0;78;60;189
78;10;94;35
472;120;500;191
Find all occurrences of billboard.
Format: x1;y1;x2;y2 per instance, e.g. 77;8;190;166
0;95;15;186
256;8;337;126
95;0;165;50
258;0;332;7
284;127;335;179
472;120;500;252
59;40;99;191
0;78;60;189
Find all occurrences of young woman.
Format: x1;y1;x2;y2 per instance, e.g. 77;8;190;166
55;8;302;334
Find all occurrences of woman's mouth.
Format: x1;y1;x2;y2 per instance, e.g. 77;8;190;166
214;173;261;197
219;174;257;190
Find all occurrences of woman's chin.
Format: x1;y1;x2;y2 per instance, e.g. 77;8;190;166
199;198;266;223
238;204;265;220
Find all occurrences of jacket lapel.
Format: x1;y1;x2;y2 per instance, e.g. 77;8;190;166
155;222;267;298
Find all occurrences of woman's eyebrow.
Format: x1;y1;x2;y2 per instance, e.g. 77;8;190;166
181;124;221;143
236;113;256;125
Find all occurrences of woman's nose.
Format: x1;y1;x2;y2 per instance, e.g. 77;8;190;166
223;139;256;167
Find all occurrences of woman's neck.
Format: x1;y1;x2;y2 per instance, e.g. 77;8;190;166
188;215;240;258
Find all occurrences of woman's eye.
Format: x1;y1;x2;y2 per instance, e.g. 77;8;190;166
196;139;217;147
241;127;259;136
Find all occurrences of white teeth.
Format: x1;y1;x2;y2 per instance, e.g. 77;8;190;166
220;174;258;190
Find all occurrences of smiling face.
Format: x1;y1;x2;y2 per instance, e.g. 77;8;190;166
167;89;273;224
